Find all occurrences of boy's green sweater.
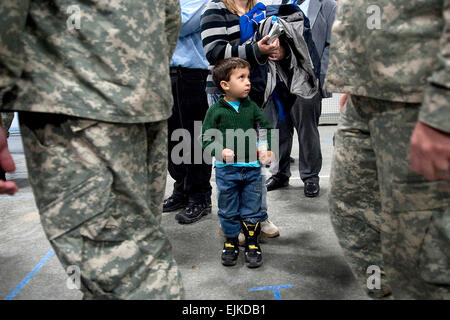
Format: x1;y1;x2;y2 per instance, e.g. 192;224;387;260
201;98;273;163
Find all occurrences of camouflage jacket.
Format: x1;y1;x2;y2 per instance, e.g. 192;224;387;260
325;0;450;133
0;1;181;123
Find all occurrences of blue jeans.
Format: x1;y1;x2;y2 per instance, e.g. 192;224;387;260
215;166;268;238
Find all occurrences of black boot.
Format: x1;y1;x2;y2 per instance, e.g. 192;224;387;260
163;194;187;212
175;200;211;224
242;221;263;268
221;237;239;266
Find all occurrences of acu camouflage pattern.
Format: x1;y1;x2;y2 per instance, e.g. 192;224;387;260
325;0;450;299
1;0;184;299
0;0;181;123
330;96;450;299
19;113;183;300
0;112;14;137
325;0;450;133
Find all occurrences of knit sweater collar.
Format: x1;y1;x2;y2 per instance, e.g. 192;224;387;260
218;97;252;110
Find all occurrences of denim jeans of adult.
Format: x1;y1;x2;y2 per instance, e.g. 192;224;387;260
215;166;268;238
168;67;212;203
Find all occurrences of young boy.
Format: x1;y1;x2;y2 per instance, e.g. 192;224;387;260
201;57;273;268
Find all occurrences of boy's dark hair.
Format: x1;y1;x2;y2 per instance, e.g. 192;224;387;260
212;57;251;92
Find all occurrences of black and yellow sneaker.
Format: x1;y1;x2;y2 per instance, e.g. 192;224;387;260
242;221;263;268
221;237;239;266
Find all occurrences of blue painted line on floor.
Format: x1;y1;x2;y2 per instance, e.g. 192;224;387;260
249;285;294;300
4;249;55;300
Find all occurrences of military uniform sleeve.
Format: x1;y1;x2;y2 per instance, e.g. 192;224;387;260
418;0;450;133
165;0;182;60
0;0;30;108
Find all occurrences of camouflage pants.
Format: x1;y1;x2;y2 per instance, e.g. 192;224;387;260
19;112;184;300
329;95;450;299
1;112;14;137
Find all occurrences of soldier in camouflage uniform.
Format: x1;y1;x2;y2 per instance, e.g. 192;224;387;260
325;0;450;299
0;1;184;299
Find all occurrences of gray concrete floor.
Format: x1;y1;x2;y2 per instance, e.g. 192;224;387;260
0;125;368;300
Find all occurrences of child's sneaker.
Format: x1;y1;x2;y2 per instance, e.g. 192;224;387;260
221;237;239;266
218;225;246;246
242;221;263;268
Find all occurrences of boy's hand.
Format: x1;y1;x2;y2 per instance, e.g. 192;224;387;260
222;148;235;163
339;93;349;112
0;128;18;195
258;150;273;165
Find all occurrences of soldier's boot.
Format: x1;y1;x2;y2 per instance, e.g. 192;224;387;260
242;221;263;268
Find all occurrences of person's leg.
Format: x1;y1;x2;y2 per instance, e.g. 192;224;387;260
239;167;268;224
258;101;281;236
215;166;241;238
165;69;188;211
329;96;392;299
261;99;278;130
173;69;212;223
266;113;293;190
19;112;183;299
177;68;212;205
240;167;267;268
291;92;322;196
367;97;450;299
266;84;298;190
274;115;294;181
216;166;241;266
